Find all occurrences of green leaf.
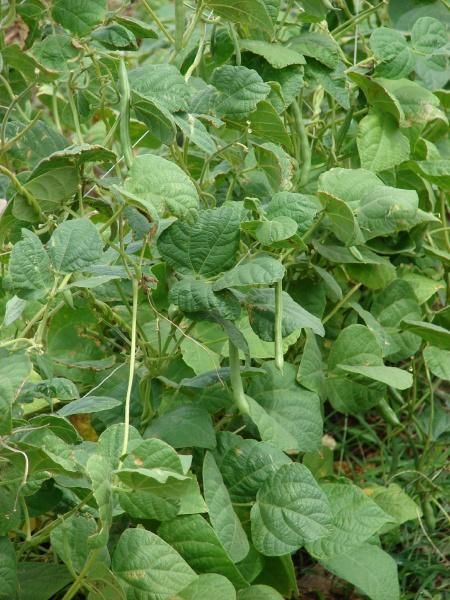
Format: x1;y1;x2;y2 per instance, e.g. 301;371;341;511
158;515;250;589
117;438;190;521
213;255;285;290
112;528;196;599
371;279;422;361
411;17;448;55
2;295;26;327
254;216;297;245
86;453;113;549
369;27;415;79
9;229;54;300
306;483;392;559
203;452;250;562
169;279;241;320
320;193;363;246
318;168;420;241
367;483;421;527
297;329;325;397
124;154;199;222
321;544;400;600
266;192;321;234
289;32;341;69
211;66;271;118
57;395;121;416
250;463;332;556
114;16;158;38
0;381;14;436
31;34;79;72
240;40;305;68
253;143;295;191
337;364;412;390
295;0;333;22
326;324;386;414
50;514;100;574
0;349;29;388
247;362;323;453
158;205;240;277
52;0;107;36
305;61;350;110
132;93;177;146
246;288;324;341
16;563;72;600
92;24;137;50
128;64;191;112
403;160;450;190
177;574;237;600
0;537;17;599
22;166;79;215
379;78;446;127
248;101;293;151
357;111;410;172
423;346;450;380
348;71;404;123
213;432;291;503
144;405;216;449
401;319;450;350
48;219;103;273
97;423;142;470
174;113;217;155
237;585;284;600
204;0;274;34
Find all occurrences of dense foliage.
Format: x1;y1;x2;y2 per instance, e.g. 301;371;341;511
0;0;449;598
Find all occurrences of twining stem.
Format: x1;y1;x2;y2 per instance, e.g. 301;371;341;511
228;339;249;415
121;278;139;457
291;100;311;189
118;55;133;170
174;0;185;51
141;0;175;44
274;279;284;373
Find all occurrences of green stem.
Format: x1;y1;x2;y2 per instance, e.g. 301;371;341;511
118;55;133;170
184;22;206;81
332;1;386;36
17;491;94;558
291;100;311;189
174;0;185;51
322;283;361;325
67;79;83;144
61;550;100;600
229;23;241;66
274;279;284;373
1;109;42;155
121;278;139;457
439;190;450;253
141;0;175;44
0;165;43;221
228;339;249;415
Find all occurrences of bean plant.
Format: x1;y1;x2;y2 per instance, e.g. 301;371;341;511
0;0;449;598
